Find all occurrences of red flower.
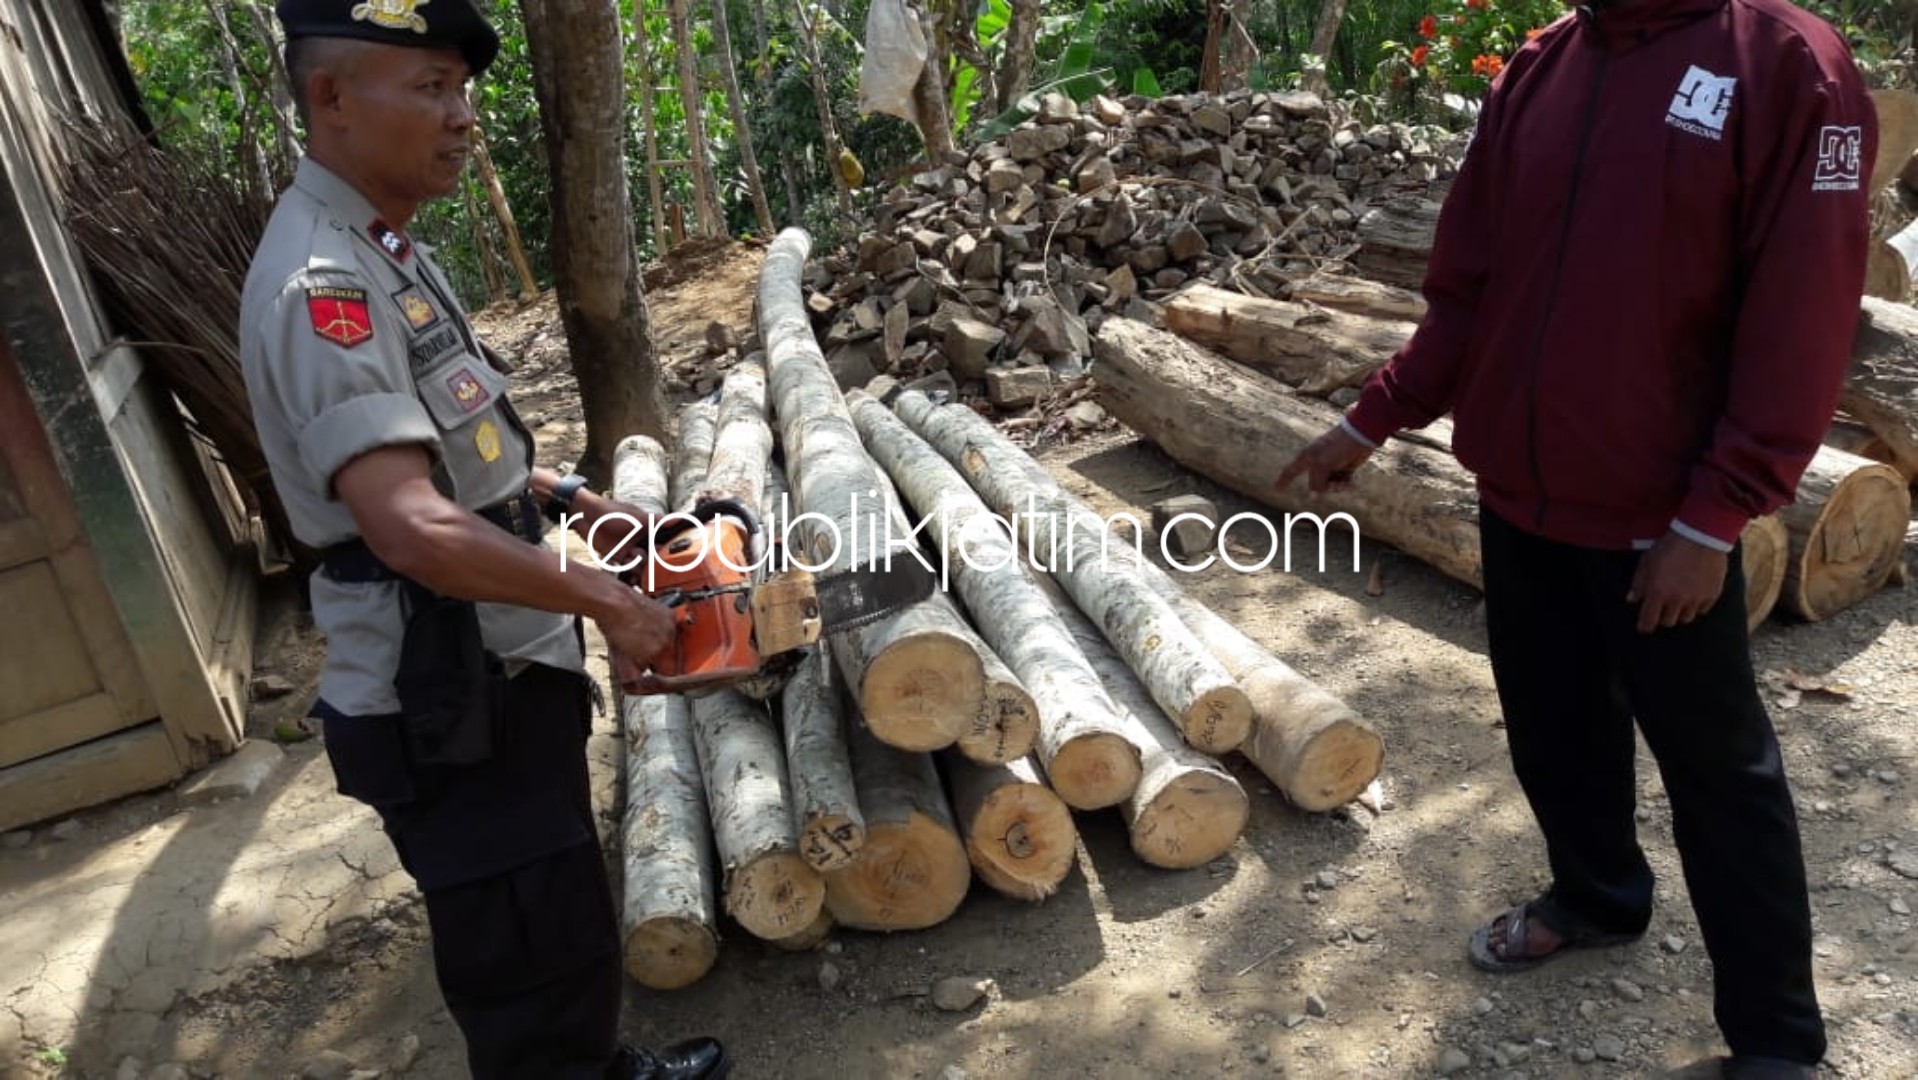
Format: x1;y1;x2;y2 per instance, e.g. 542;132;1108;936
1419;14;1438;37
1410;44;1430;66
1471;53;1505;77
1466;0;1488;8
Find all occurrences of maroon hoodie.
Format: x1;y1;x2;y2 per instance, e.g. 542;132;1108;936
1344;0;1876;552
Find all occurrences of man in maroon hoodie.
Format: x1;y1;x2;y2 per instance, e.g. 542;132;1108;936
1278;0;1875;1076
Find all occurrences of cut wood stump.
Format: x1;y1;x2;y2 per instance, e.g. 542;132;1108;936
825;715;972;931
1740;514;1789;632
1776;445;1911;621
1847;299;1918;482
689;688;826;941
942;752;1078;900
618;692;718;990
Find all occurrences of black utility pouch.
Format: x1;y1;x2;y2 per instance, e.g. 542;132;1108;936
394;579;505;767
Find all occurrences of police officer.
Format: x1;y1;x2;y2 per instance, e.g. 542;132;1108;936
241;3;728;1077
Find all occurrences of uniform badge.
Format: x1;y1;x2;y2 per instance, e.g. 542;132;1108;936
445;366;491;414
475;419;502;463
369;220;412;262
306;286;373;349
393;287;438;330
352;0;430;33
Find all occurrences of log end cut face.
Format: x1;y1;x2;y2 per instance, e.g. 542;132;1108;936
823;812;972;931
1278;720;1386;813
957;684;1042;765
623;918;720;991
1785;462;1911;621
725;853;828;941
859;637;987;751
1129;772;1251;870
1048;732;1145;810
1182;686;1255;755
966;783;1078;902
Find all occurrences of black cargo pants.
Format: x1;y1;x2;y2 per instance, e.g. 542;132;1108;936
1478;505;1825;1065
321;663;621;1079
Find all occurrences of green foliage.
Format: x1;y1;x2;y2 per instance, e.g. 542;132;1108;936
1376;0;1561;98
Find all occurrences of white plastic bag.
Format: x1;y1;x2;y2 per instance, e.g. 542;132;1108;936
858;0;927;124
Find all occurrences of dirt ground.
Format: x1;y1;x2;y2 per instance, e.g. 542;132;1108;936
4;242;1916;1080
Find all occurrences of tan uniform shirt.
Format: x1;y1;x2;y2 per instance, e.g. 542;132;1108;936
240;158;582;717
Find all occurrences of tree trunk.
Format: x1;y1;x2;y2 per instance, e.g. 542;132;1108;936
1741;512;1789;632
1198;0;1226;93
889;390;1255;755
520;0;667;482
1162;282;1417;396
863;448;1041;765
471;127;541;302
204;0;269;201
780;647;866;871
239;1;303;173
792;0;856;214
671;399;719;512
940;752;1077;900
615;439;719;989
1096;317;1842;630
760;229;985;749
689;688;827;940
670;0;726;237
699;357;773;514
995;0;1040;114
1037;575;1251;867
846;390;1145;809
634;0;671;253
1846;298;1918;480
824;713;971;930
709;0;776;235
1288;272;1427;323
910;0;958;160
1775;446;1910;621
1301;0;1351;96
463;174;509;304
1221;0;1255;93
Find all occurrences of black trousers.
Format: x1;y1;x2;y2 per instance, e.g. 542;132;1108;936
1479;505;1824;1064
367;664;622;1079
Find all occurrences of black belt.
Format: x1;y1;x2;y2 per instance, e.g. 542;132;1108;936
321;491;547;583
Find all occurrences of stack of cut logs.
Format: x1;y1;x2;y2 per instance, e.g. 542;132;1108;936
1090;254;1915;630
795;87;1466;409
616;229;1388;991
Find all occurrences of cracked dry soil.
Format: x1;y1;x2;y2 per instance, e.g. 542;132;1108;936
3;242;1915;1079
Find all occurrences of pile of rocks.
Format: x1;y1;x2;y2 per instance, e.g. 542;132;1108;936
801;88;1465;410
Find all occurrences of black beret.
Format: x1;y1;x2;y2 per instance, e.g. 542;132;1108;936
275;1;500;77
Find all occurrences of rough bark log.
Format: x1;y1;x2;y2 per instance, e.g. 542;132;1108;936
941;752;1077;900
1775;446;1911;621
1305;0;1352;93
1037;576;1249;867
671;399;719;513
1353;199;1440;290
780;647;866;871
689;688;827;940
761;229;984;749
1846;298;1918;481
825;715;972;930
613;434;673;520
1740;513;1789;632
619;692;719;989
520;0;667;477
1162;283;1416;395
995;0;1040;114
1289;272;1427;323
890;389;1255;756
700;357;773;515
848;390;1143;808
910;0;958;160
863;455;1040;765
1826;416;1899;471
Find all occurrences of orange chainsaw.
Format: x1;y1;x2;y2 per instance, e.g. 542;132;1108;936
611;497;938;696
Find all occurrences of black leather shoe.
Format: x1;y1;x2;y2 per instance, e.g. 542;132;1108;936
1721;1056;1818;1080
606;1037;730;1080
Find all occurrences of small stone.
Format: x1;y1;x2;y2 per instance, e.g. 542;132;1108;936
50;819;82;841
1873;972;1893;986
1007;124;1072;162
1880;770;1902;784
1065;402;1107;430
1612;978;1645;1003
941;315;1007;381
1168;988;1184;1000
1350;926;1379;943
1284;1013;1307;1029
1437;1047;1472;1076
1472;996;1494;1016
1167;223;1209;263
1888;851;1918;880
251;674;297;700
1593;1035;1625;1062
819;961;843;993
1191;104;1232;137
1832;763;1853;778
1891;897;1911;916
931;976;995;1012
940;1068;969;1080
1091;95;1126;126
1036;92;1079;123
1573;1047;1597;1064
1316;870;1339;890
986;367;1050;408
1305;992;1328;1018
303;1050;359;1080
1661;935;1687;955
825;940;843;955
1500;1042;1532;1064
1577;999;1601;1021
1251;1044;1271;1064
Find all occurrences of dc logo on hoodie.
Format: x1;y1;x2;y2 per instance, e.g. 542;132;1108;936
1812;126;1863;192
1666;65;1736;141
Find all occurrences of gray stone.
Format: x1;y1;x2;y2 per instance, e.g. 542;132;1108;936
1152;495;1218;560
1573;1047;1597;1064
1091;95;1126;126
942;316;1006;381
1593;1035;1625;1062
1019;296;1088;358
303;1050;360;1080
1037;93;1079;123
931;976;994;1012
985;159;1026;195
940;1068;969;1080
50;819;83;841
826;342;881;391
904;371;959;400
251;674;297;700
1437;1047;1472;1076
1065;402;1107;430
1888;850;1918;880
1305;992;1329;1018
1471;996;1494;1017
179;741;285;808
1316;870;1339;890
1151;269;1188;291
1191;105;1232;137
819;961;843;993
1612;978;1645;1003
1076;154;1116;194
986;368;1052;408
1168;223;1208;263
1661;935;1687;955
1097;194;1138;248
1007;124;1072;162
1891;896;1911;916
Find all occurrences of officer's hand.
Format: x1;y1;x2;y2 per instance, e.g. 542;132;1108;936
1275;425;1374;495
598;587;677;663
1626;531;1729;634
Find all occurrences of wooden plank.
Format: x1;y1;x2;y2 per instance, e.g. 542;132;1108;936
0;720;182;833
0;691;124;770
0;560;102;718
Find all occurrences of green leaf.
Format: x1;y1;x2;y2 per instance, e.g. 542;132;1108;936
1133;67;1162;97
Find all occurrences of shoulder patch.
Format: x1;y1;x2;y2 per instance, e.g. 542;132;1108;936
307;286;374;349
391;285;441;331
